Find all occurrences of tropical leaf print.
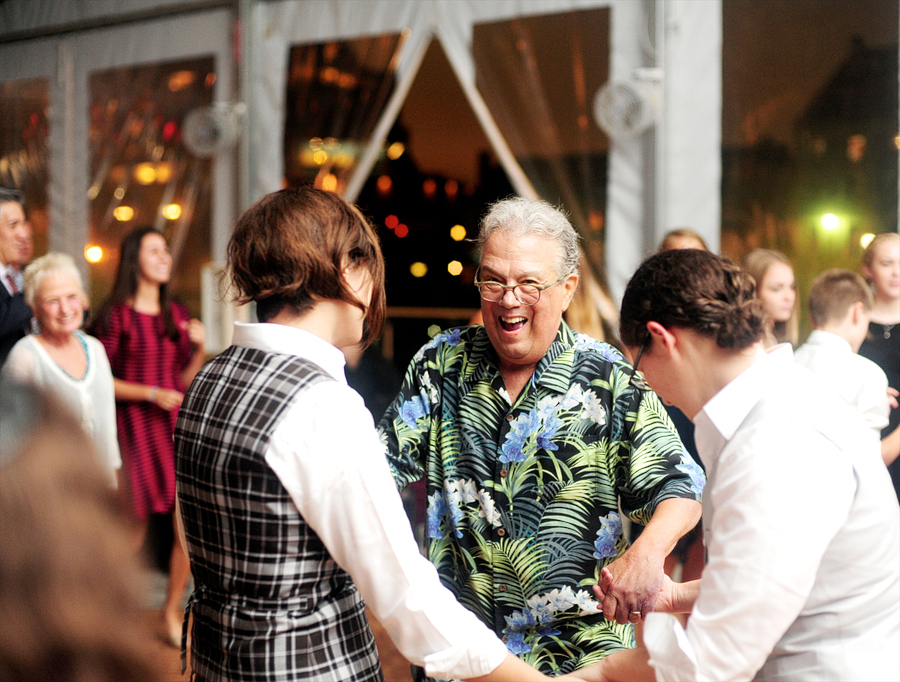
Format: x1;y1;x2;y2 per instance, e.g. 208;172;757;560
377;323;704;673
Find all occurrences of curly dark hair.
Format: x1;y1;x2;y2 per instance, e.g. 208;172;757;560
620;249;765;351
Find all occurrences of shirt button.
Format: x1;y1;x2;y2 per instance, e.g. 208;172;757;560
506;413;515;422
500;469;508;478
498;584;507;592
497;528;506;537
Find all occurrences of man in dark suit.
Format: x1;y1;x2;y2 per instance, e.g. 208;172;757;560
0;188;33;367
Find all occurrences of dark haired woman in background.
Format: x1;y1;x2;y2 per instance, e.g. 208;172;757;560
578;249;899;682
92;226;206;647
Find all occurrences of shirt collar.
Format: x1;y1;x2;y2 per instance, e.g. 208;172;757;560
231;321;347;384
694;343;792;459
803;329;852;353
463;321;575;397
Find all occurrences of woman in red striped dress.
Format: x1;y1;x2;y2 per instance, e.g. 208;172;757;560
93;226;206;646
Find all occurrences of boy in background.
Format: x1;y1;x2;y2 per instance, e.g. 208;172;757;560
794;269;889;439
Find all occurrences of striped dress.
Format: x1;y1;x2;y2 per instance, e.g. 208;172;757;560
98;302;192;520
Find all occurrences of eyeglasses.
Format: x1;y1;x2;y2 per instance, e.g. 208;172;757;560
628;330;650;389
474;273;568;306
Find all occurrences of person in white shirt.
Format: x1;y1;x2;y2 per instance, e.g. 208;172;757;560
1;252;120;485
173;187;556;682
794;268;890;439
572;249;900;682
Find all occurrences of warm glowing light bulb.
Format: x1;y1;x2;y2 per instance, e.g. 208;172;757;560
821;213;840;231
134;163;157;185
163;203;182;220
860;233;876;249
113;206;134;222
450;224;466;241
85;246;103;263
447;260;463;276
410;262;428;278
386;141;405;160
321;173;338;192
376;175;393;194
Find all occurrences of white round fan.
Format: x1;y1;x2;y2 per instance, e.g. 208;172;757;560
592;80;659;139
184;102;247;158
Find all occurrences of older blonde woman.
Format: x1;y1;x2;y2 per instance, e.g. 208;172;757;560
0;252;120;484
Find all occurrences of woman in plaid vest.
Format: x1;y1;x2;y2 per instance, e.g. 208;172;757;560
174;187;554;682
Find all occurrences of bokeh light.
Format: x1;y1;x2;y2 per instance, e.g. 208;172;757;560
386;141;405;160
134;163;157;185
860;233;876;249
410;262;427;278
85;246;103;263
447;260;463;276
162;203;182;220
450;224;466;241
395;224;409;238
113;205;134;221
321;173;338;192
820;213;840;231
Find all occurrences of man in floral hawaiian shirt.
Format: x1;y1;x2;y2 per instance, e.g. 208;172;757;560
378;197;704;678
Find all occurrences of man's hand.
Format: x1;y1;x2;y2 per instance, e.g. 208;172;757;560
592;548;665;624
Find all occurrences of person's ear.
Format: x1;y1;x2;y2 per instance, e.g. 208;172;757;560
646;320;677;355
560;273;580;312
849;301;865;326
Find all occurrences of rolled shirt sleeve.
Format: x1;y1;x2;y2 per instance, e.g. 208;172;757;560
265;380;509;680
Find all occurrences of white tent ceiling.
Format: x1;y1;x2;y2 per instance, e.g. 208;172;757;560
0;0;722;307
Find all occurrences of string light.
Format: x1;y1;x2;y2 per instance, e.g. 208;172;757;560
162;203;182;220
113;206;134;222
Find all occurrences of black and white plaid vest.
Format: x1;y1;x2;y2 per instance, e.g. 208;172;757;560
175;345;384;682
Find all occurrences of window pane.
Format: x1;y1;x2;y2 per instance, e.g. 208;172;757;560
473;9;610;272
722;0;897;335
88;58;215;314
0;78;49;257
284;32;405;193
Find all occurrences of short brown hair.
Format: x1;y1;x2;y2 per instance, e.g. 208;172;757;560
227;187;385;345
808;269;873;328
657;228;708;253
620;249;765;351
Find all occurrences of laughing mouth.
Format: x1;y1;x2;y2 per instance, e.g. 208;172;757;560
499;316;527;332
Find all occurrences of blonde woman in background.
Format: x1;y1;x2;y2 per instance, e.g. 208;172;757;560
743;248;799;347
858;232;900;499
0;253;120;485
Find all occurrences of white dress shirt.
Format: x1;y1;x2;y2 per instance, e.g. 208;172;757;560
644;344;900;682
794;329;889;437
1;263;24;296
229;321;509;680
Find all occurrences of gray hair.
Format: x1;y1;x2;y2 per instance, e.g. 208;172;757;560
477;196;580;277
23;252;85;309
0;187;24;208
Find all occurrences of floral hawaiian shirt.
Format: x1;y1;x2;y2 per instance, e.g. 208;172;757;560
378;323;705;677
